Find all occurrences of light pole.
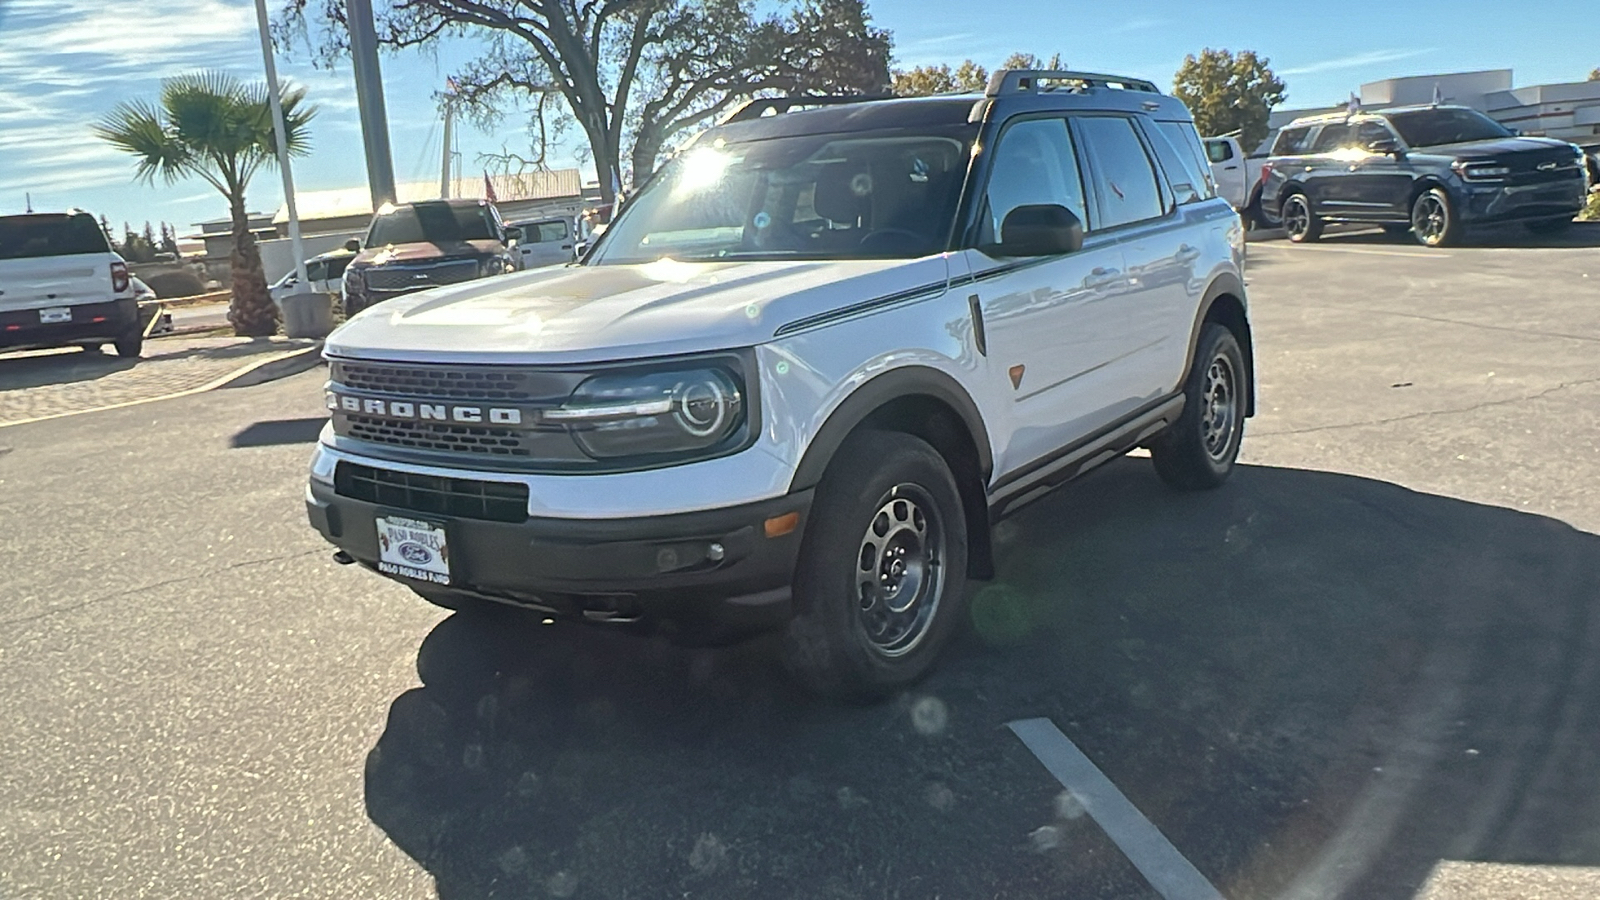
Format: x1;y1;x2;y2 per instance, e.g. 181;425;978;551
347;0;397;210
253;0;306;290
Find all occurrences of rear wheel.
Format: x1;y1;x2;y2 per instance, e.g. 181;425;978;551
112;329;143;359
782;431;968;699
1411;188;1462;247
1151;323;1246;491
1281;193;1322;243
1526;216;1573;235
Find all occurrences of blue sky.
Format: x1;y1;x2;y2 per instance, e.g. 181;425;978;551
0;0;1591;236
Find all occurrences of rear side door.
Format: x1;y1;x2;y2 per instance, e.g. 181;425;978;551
1074;115;1197;404
1205;138;1248;209
1302;121;1355;211
960;115;1135;477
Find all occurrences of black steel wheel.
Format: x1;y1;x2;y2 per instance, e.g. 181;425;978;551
1151;323;1247;491
782;430;968;698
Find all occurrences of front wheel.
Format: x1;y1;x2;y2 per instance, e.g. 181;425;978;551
1411;188;1462;247
782;431;968;699
1150;323;1247;491
1281;194;1322;243
1526;216;1573;236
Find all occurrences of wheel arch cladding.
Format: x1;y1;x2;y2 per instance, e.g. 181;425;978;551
789;367;996;580
1193;276;1256;416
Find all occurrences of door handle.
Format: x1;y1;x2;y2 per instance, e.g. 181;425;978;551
1222;164;1240;170
562;244;572;250
1175;244;1200;263
1085;267;1121;288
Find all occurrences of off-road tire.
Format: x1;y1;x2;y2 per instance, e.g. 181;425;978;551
781;430;968;699
1151;323;1247;491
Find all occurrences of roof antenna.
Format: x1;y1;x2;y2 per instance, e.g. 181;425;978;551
1432;83;1444;106
25;192;32;213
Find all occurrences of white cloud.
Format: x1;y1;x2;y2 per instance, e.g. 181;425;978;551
1111;17;1167;33
1279;49;1438;77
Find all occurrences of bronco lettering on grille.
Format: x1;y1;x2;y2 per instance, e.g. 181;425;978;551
325;391;524;425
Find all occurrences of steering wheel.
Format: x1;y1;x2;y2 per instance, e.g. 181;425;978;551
859;228;927;254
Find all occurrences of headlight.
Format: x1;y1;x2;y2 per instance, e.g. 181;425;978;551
344;267;365;290
546;367;745;459
1455;162;1510;180
479;257;508;277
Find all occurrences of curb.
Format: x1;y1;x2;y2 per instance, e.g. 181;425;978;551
218;342;326;389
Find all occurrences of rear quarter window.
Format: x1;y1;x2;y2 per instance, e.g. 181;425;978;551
0;213;112;260
1272;126;1315;156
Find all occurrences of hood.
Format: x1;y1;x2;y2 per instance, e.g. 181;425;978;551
325;256;952;364
353;239;503;267
1422;136;1575;159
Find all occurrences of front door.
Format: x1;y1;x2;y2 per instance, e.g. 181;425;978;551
963;115;1139;479
1342;120;1416;218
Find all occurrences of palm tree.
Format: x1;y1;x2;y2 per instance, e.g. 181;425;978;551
96;72;315;337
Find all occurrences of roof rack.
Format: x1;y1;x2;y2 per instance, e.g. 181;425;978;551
984;69;1160;98
720;95;888;125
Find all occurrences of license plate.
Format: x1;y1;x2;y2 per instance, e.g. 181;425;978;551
38;307;71;324
375;515;451;584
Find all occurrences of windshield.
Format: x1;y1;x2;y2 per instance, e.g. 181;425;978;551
366;203;498;246
0;213;111;260
591;128;974;264
1384;108;1512;147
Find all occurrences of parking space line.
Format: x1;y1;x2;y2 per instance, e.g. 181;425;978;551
1008;718;1226;900
1250;244;1449;259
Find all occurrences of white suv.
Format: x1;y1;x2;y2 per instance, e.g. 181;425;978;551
307;70;1253;696
0;211;144;358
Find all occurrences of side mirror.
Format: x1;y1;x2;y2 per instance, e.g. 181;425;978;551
1366;138;1403;157
987;204;1084;257
504;226;523;244
344;238;361;252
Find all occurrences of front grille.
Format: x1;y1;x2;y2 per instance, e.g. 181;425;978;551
334;461;529;523
332;360;566;401
345;413;534;457
365;259;480;292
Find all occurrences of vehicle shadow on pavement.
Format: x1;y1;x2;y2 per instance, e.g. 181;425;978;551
0;347;138;390
228;417;327;448
1310;220;1600;250
363;460;1600;900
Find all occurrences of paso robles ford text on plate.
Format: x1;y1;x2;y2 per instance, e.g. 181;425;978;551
375;516;450;584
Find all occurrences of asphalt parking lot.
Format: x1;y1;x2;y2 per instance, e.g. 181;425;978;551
2;224;1598;899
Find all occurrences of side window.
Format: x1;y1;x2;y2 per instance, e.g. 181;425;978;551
537;221;569;242
1272;126;1314;155
1074;116;1166;229
982;117;1088;241
1206;140;1234;163
1356;121;1397;149
306;260;327;282
1310;122;1353;152
1156;122;1217;204
1147;124;1209;205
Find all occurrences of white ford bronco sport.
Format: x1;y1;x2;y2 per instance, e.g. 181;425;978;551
0;211;145;358
307;69;1253;696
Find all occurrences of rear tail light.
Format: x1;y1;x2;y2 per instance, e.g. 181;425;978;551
1258;162;1274;183
111;261;130;293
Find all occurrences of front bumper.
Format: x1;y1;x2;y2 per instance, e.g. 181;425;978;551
306;467;811;633
0;298;138;350
1459;178;1588;224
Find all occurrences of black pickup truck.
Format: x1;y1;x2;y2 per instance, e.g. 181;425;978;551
1259;105;1590;247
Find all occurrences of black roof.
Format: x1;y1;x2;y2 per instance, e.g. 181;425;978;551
713;95;982;143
